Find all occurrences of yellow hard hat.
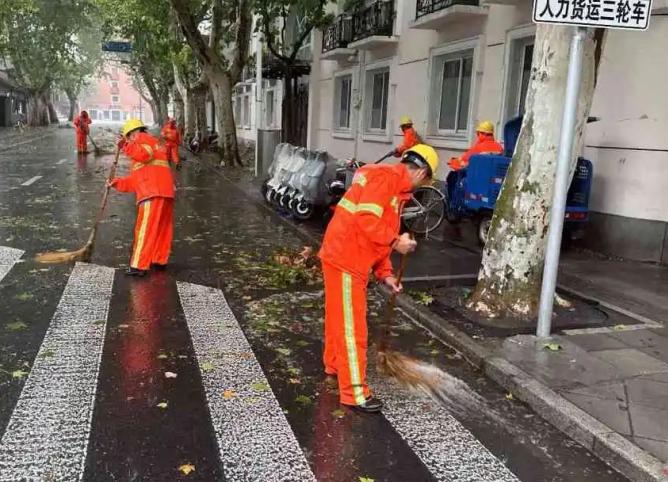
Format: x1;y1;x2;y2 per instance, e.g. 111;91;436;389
476;120;494;134
122;118;146;137
402;144;439;177
400;116;413;126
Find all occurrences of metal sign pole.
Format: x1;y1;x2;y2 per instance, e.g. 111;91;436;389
536;26;588;338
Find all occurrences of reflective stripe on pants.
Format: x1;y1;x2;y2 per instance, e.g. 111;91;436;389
130;197;174;270
322;261;370;406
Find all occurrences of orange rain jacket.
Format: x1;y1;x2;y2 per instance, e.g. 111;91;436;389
394;126;422;156
112;132;175;204
448;133;503;170
73;113;91;135
161;120;181;146
319;163;413;282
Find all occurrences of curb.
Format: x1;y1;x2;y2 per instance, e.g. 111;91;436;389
389;290;668;482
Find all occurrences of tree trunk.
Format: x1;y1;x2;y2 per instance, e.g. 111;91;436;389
192;86;208;147
66;89;78;122
26;89;50;127
467;25;599;320
173;65;197;140
210;73;241;166
172;86;185;131
45;90;59;124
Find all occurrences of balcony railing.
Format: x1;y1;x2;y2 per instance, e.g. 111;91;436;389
416;0;479;19
351;0;394;43
322;14;353;53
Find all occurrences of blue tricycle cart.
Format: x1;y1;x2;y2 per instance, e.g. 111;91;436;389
445;116;593;245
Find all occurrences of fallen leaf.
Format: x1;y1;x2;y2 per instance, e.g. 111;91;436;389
288;378;301;384
6;321;27;331
223;389;236;400
359;477;375;482
201;362;215;373
93;319;105;326
118;324;129;329
543;343;562;351
613;324;627;331
276;347;292;357
295;395;312;406
40;350;55;359
331;409;346;419
178;463;195;475
505;392;514;401
14;292;33;301
12;370;29;379
165;371;178;379
157;353;168;359
251;381;270;392
157;401;168;409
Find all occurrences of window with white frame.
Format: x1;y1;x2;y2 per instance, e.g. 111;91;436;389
111;95;120;105
265;89;275;127
504;35;535;122
334;74;353;130
429;48;474;136
365;67;389;132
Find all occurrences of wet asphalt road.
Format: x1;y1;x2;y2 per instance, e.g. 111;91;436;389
0;126;628;482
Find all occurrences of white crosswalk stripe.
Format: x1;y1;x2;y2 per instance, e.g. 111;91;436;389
177;282;317;482
0;246;23;284
0;263;114;482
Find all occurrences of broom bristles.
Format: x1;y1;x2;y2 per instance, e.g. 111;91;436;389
34;240;93;264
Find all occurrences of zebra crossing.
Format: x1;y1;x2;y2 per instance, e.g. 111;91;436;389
0;247;520;482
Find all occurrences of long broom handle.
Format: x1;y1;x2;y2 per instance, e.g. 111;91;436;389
87;133;99;150
84;147;121;245
378;249;410;353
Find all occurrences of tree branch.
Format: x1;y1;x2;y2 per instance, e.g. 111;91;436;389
209;0;224;50
169;0;215;69
229;0;252;81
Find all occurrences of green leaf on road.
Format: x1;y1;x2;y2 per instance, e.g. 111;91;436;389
201;362;215;373
543;343;562;351
40;350;55;359
12;370;29;379
14;292;33;301
276;347;292;357
6;321;27;331
294;395;312;406
251;382;270;392
331;409;346;419
359;477;375;482
156;401;168;409
613;324;627;331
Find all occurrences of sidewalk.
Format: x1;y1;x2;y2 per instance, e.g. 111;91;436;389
397;229;668;481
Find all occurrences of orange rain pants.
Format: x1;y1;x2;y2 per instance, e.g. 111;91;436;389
130;197;174;271
322;261;372;406
76;131;88;153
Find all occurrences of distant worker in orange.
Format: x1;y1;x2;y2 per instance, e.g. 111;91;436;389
391;116;423;158
320;144;439;414
447;120;503;171
73;110;92;154
161;117;182;170
108;119;175;277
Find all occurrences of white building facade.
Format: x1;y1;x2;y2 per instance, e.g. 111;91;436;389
307;0;668;263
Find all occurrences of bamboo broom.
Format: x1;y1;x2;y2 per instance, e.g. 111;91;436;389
376;249;452;400
35;146;121;264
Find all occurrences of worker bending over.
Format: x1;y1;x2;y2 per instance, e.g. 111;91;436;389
392;116;422;158
73;111;91;154
109;119;175;277
319;144;439;413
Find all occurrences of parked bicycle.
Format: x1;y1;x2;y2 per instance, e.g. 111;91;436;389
325;157;445;235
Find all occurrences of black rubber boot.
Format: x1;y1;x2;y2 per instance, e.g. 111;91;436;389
125;267;148;277
347;396;383;414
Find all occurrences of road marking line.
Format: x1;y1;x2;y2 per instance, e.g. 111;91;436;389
0;263;115;482
402;274;478;283
20;175;42;186
0;246;24;284
372;375;519;482
56;158;68;165
177;282;316;481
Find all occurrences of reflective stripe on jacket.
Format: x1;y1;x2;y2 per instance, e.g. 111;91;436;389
113;132;175;204
319;163;413;282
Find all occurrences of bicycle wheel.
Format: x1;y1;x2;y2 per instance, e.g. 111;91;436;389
402;185;445;235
